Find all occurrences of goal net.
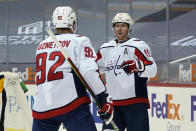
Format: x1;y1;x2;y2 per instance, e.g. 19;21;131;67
0;72;33;131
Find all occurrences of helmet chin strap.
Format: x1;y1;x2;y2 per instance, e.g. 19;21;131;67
72;21;78;34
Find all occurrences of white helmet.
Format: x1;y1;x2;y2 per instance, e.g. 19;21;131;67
52;6;77;33
112;13;134;31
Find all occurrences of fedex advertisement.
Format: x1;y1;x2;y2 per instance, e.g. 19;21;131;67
151;93;182;120
179;64;196;82
148;86;196;131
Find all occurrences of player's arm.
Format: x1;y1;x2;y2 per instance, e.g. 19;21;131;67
121;42;157;78
136;43;157;78
96;49;106;85
78;37;113;124
139;49;157;78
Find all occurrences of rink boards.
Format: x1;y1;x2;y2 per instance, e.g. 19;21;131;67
2;84;196;131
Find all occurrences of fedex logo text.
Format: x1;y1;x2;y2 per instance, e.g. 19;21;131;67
151;93;181;120
12;67;35;81
179;64;196;82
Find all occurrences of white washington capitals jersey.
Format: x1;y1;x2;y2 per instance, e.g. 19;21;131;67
96;38;157;107
33;34;102;119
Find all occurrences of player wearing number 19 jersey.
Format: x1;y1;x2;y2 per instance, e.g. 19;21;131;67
96;13;157;131
33;6;113;131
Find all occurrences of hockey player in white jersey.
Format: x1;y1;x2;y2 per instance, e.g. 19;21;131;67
96;13;157;131
33;6;113;131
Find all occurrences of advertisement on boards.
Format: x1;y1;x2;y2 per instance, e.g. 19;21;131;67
148;86;196;131
3;83;196;131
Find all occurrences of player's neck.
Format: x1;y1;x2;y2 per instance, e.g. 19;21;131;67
116;36;129;44
56;28;73;34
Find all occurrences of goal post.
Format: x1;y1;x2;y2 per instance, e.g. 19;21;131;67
0;72;33;131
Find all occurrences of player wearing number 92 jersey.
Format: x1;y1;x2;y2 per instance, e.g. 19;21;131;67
32;7;113;131
33;33;105;119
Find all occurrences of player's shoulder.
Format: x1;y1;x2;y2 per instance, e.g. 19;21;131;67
100;39;116;48
129;38;149;49
60;34;92;46
73;34;90;40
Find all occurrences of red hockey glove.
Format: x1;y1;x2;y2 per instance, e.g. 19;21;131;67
97;92;114;125
121;59;144;75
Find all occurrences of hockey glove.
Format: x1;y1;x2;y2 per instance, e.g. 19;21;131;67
121;59;144;75
97;92;114;125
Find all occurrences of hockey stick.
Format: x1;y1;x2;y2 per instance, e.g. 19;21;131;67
47;29;119;131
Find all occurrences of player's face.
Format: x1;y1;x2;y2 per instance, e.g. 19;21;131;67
113;23;129;41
